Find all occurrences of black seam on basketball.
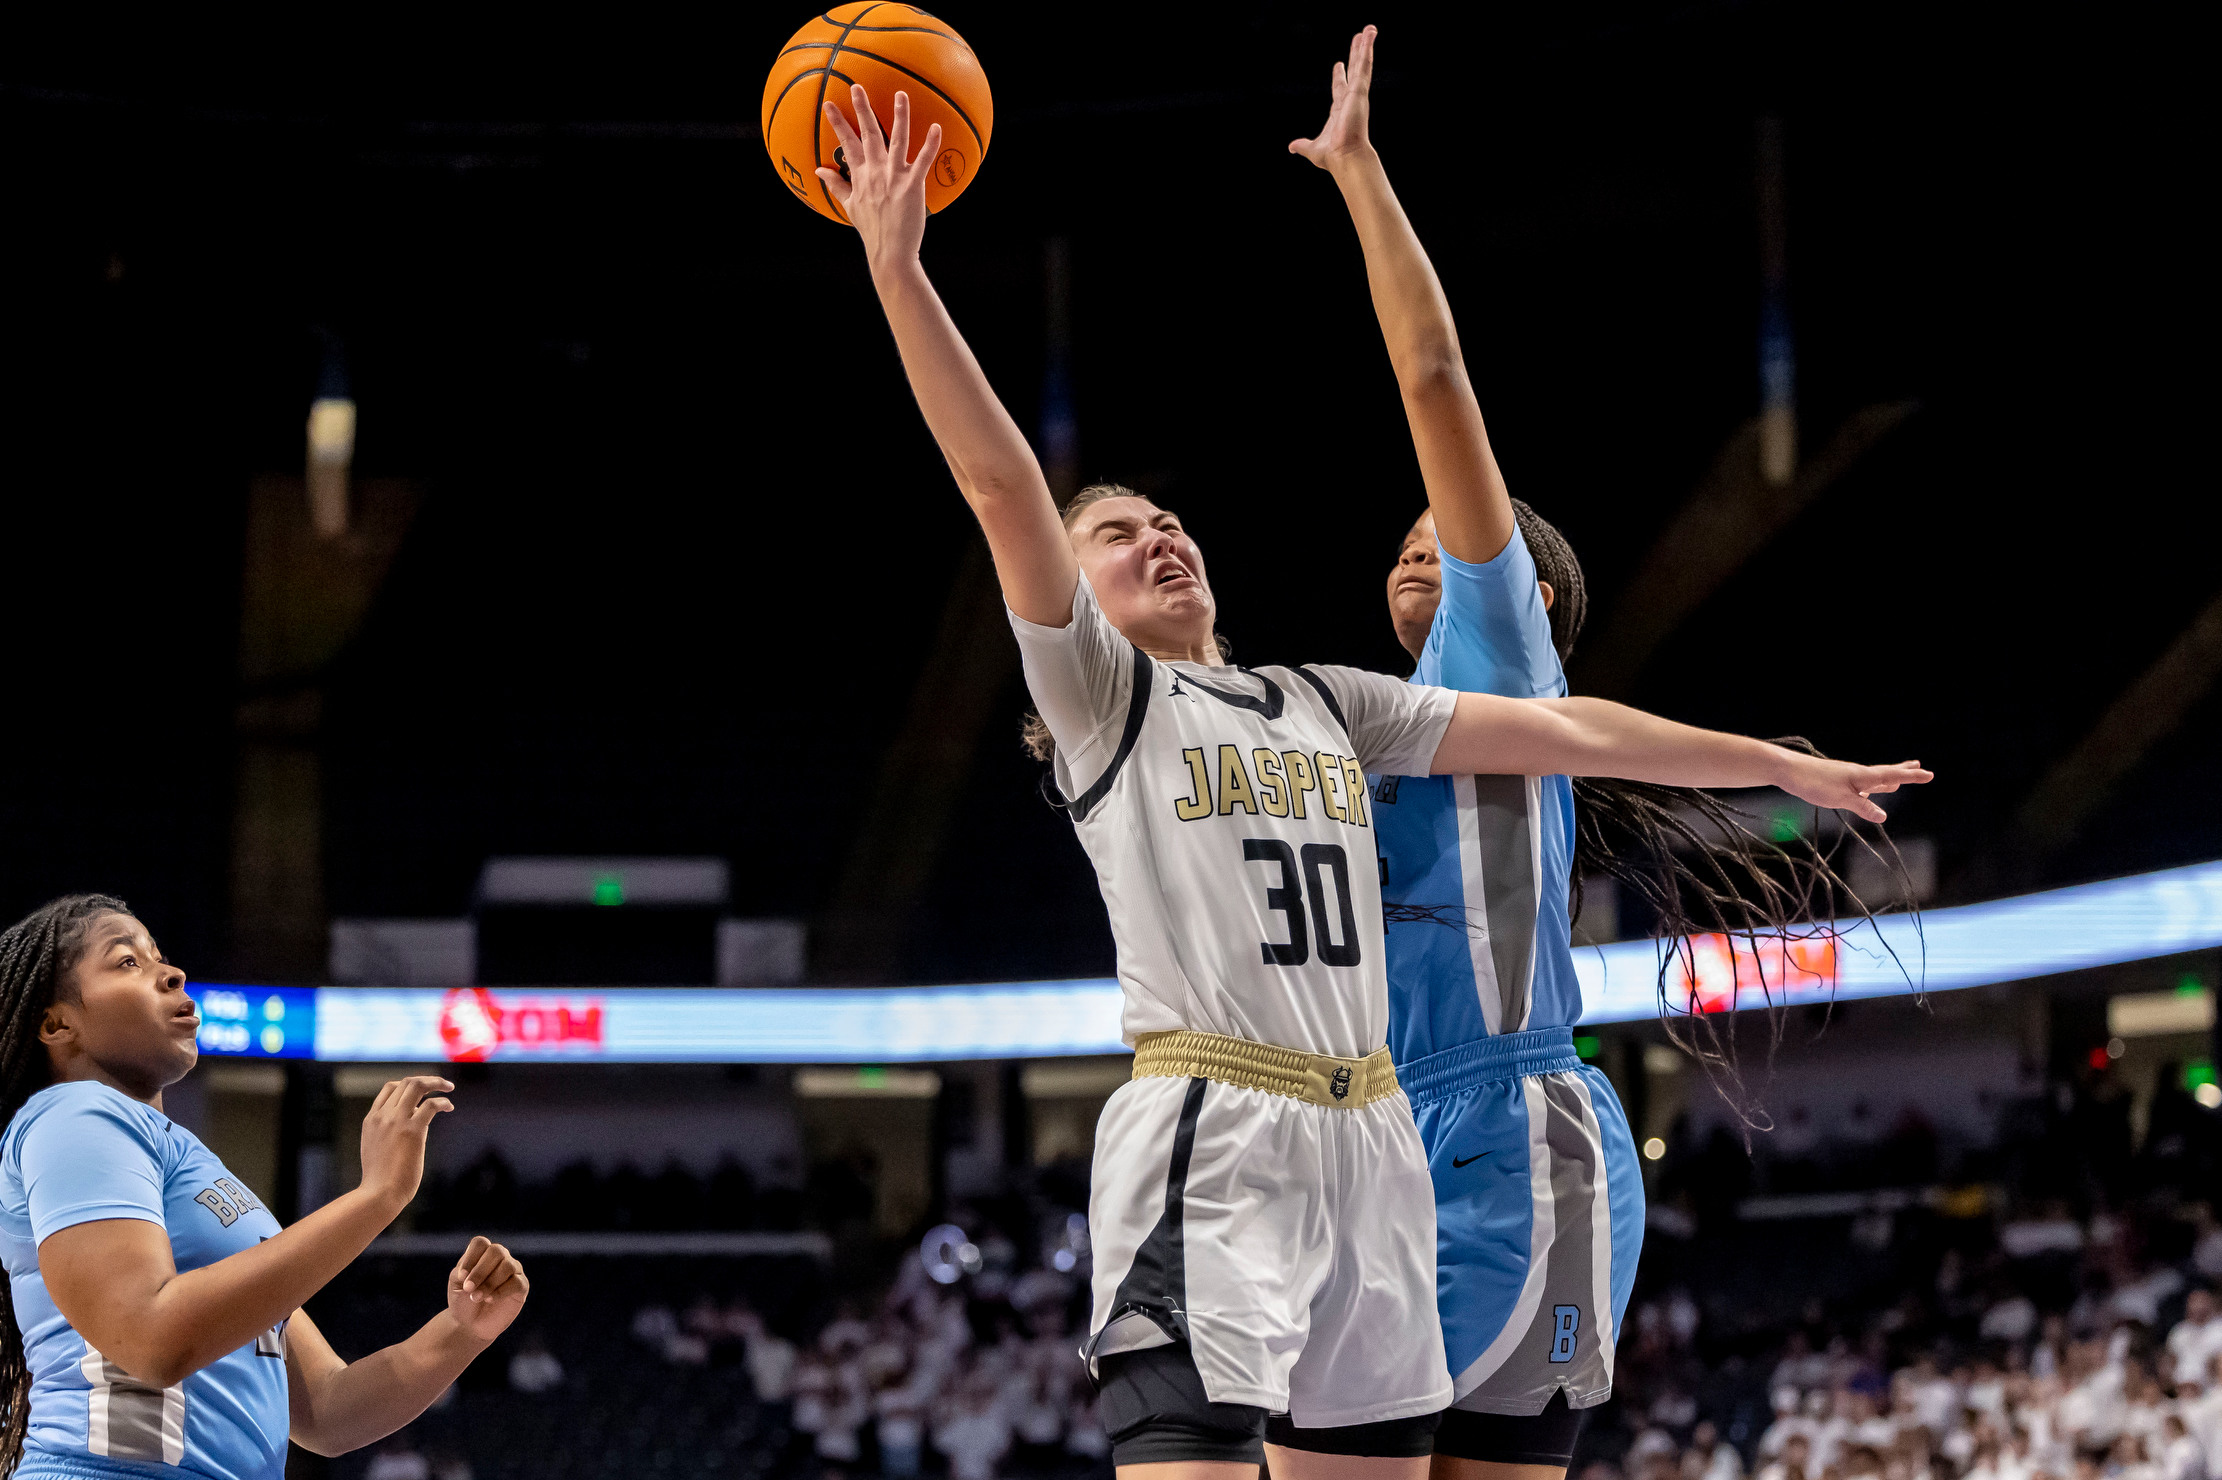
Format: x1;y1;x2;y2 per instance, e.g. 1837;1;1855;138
766;65;828;141
818;40;986;156
813;12;967;48
785;24;963;56
810;3;882;217
767;65;856;210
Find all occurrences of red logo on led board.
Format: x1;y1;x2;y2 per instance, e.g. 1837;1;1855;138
438;988;607;1062
1664;931;1840;1015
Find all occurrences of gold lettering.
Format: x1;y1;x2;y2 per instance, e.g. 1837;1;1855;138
1217;745;1260;816
1253;749;1289;817
1281;751;1317;820
1316;752;1348;823
1342;758;1370;827
1174;748;1213;820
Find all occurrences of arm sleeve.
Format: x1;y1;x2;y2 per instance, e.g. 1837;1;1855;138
1006;572;1137;800
19;1089;167;1245
1304;665;1458;777
1425;524;1567;699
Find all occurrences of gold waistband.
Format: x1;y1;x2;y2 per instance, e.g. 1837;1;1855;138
1131;1029;1401;1108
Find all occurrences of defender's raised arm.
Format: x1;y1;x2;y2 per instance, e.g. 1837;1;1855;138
1293;27;1513;565
818;86;1076;628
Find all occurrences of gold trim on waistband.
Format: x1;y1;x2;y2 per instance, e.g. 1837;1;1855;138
1131;1029;1400;1108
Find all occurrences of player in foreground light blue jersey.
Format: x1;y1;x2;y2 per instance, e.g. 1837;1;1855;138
0;893;528;1480
1297;27;1930;1480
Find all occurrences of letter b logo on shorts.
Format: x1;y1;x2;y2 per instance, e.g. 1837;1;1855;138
1549;1305;1580;1363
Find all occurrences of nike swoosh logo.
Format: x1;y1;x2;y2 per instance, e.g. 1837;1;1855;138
1451;1152;1490;1168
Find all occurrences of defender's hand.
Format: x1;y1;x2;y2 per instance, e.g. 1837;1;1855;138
1289;26;1379;172
445;1236;529;1344
819;86;944;274
1779;756;1933;824
357;1076;453;1214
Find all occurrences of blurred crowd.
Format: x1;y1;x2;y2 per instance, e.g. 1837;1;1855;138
619;1227;1104;1480
1590;1197;2222;1480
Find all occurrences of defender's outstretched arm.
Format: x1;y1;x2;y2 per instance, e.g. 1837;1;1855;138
1293;27;1514;565
1429;691;1932;823
819;86;1077;627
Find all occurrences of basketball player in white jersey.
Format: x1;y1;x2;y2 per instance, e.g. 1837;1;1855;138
815;89;1928;1480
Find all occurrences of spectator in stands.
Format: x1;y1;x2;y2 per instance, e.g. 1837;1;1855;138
876;1376;927;1479
736;1306;799;1419
506;1332;564;1395
364;1440;431;1480
1684;1420;1745;1480
2191;1208;2222;1283
2168;1293;2222;1383
933;1373;1012;1480
1758;1432;1813;1480
2162;1416;2203;1480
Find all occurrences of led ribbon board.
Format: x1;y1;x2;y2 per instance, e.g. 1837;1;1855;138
189;859;2222;1063
1572;855;2222;1023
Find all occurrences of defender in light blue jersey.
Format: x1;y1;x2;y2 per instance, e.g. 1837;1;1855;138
0;894;530;1480
1299;29;1930;1477
1376;508;1645;1456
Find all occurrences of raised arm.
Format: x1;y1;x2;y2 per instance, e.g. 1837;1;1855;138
39;1076;452;1388
287;1237;528;1456
1429;692;1932;823
1292;27;1513;565
818;86;1077;627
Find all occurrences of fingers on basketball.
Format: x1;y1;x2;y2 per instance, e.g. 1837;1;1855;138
762;3;996;225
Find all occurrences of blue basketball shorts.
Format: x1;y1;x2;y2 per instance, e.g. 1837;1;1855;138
1400;1026;1645;1416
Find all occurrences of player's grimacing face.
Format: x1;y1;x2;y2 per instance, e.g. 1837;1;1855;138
49;912;200;1089
1068;496;1216;649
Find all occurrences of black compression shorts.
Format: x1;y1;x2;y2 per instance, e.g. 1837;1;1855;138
1433;1390;1587;1467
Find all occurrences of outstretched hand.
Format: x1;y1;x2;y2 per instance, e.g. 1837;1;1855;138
1779;756;1934;824
1290;25;1378;172
819;86;944;272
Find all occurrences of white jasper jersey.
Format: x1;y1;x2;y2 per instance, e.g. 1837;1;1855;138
1011;576;1457;1060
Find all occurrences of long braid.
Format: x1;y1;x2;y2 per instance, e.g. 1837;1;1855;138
1521;506;1911;1129
0;893;131;1470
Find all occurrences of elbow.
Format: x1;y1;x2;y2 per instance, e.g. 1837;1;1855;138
118;1349;195;1391
1398;355;1470;402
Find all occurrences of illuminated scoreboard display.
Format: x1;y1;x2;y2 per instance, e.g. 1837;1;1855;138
187;985;318;1059
187;858;2222;1065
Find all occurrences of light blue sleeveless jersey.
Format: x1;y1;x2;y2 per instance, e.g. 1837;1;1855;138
1374;527;1584;1058
1371;529;1646;1412
1;1081;290;1480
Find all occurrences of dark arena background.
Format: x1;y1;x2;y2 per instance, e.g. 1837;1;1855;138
2;5;2215;1480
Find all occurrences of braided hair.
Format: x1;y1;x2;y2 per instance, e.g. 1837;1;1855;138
0;893;132;1469
1510;504;1912;1130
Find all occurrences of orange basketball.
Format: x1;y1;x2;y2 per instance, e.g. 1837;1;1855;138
762;5;994;225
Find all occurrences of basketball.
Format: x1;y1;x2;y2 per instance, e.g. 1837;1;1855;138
762;5;994;225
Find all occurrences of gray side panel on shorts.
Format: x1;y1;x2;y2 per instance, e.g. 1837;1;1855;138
1460;1075;1611;1412
1470;773;1539;1031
